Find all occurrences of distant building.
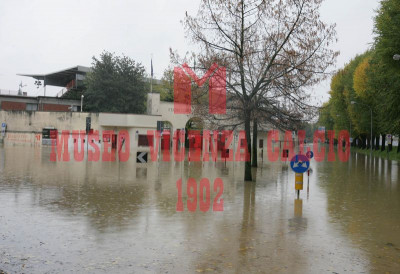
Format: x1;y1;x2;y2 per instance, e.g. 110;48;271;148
18;65;159;98
0;65;91;112
18;65;90;97
0;65;275;151
0;94;81;112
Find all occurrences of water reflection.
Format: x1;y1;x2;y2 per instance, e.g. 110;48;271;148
319;151;400;272
288;199;307;233
0;147;398;272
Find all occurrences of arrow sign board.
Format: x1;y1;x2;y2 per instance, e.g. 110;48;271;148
290;154;310;173
306;150;314;159
136;152;148;163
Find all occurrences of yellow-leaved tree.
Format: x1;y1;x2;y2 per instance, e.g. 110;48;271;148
353;57;370;99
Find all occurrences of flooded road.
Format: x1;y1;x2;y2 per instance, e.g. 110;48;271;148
0;146;399;273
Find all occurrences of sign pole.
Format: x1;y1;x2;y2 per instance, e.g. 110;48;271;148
295;173;303;199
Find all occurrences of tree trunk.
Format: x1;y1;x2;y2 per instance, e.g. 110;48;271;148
389;135;393;152
361;135;366;149
252;118;258;167
375;134;380;150
381;134;386;151
244;112;252;181
397;141;400;153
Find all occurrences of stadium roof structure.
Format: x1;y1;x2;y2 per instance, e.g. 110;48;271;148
18;65;91;87
18;65;161;98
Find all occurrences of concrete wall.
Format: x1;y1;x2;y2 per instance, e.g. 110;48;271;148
0;110;163;157
0;110;96;133
158;101;190;130
147;92;191;131
147;92;160;115
98;112;161;128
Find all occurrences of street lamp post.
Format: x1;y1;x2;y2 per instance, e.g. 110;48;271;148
351;101;372;154
81;95;84;112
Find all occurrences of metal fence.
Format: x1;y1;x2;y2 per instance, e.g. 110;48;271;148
0;89;20;96
56;88;68;98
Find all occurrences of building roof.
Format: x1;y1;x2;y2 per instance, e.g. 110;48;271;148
17;65;91;87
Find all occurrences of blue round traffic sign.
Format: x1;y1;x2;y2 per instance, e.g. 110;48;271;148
306;150;314;159
290;154;310;173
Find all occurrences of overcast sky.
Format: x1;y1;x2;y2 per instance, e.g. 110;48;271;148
0;0;380;104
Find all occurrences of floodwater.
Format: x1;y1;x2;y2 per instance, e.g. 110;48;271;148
0;146;399;273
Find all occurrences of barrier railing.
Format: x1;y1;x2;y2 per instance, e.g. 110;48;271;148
56;88;68;98
0;89;20;96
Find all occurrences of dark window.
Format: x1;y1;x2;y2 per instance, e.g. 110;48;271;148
42;128;50;139
42;128;57;139
26;103;38;111
138;134;153;147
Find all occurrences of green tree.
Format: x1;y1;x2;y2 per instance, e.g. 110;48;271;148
83;51;147;114
329;69;350;135
320;0;400;152
153;68;174;102
326;52;376;148
348;53;378;147
318;102;334;132
372;0;400;136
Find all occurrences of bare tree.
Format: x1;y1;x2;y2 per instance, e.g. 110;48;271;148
182;0;338;181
